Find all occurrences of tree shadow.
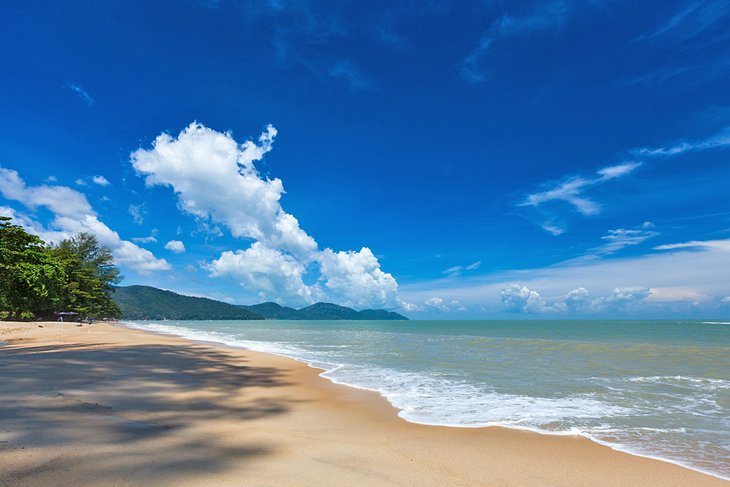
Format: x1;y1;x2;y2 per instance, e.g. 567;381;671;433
0;340;300;485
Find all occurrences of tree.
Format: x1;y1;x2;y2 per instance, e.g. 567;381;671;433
52;233;122;319
0;216;66;319
0;218;123;320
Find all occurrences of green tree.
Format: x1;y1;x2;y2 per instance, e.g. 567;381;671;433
52;233;122;319
0;216;66;319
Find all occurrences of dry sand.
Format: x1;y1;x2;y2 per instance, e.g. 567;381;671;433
0;321;726;487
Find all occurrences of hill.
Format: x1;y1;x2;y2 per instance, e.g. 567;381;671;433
239;301;408;320
113;286;263;320
113;285;409;321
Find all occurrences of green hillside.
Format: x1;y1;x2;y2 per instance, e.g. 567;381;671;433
113;285;263;320
240;301;408;320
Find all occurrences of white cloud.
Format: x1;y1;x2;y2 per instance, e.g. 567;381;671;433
654;239;730;252
500;284;550;313
75;178;87;186
461;1;572;81
128;204;145;225
208;242;316;306
164;240;186;253
0;167;169;273
443;261;481;276
317;247;399;309
562;287;591;312
132;235;157;243
646;287;709;303
131;122;401;308
541;222;565;236
423;296;464;312
401;236;730;316
630;126;730;157
590;223;659;256
521;125;730;235
67;82;94;106
131;122;316;259
521;162;641;217
45;176;57;182
92;175;111;186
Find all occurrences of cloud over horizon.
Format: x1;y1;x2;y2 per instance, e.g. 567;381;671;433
131;122;401;308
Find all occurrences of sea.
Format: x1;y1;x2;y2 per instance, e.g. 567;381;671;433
123;319;730;479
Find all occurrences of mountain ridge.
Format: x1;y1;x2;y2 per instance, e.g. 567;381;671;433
238;301;408;320
113;286;408;321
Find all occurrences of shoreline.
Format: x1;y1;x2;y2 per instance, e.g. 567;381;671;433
121;319;730;481
1;320;727;486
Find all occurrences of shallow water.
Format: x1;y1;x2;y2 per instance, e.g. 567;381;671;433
124;319;730;479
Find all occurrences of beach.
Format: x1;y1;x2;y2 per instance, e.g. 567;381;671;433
0;321;726;487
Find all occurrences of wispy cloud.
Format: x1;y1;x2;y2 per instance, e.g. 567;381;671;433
628;2;730;90
629;126;730;157
461;1;572;82
67;82;94;106
654;239;730;252
521;125;730;235
443;261;481;277
593;222;659;256
328;61;371;90
638;1;730;45
128;204;146;225
520;162;641;217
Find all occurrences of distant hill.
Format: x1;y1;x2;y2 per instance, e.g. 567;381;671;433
239;301;408;320
114;285;408;321
113;286;263;320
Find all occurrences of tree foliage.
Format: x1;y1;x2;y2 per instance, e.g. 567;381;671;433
0;216;122;320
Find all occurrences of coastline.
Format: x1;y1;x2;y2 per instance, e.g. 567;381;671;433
1;321;727;486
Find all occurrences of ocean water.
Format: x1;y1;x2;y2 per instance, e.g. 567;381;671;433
124;319;730;479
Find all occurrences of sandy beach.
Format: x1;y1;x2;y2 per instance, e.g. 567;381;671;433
0;321;726;487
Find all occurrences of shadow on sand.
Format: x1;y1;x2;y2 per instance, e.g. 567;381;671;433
0;339;298;485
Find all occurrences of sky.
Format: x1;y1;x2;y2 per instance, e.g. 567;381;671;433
1;0;729;319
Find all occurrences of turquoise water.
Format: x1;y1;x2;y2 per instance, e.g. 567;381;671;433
125;319;730;478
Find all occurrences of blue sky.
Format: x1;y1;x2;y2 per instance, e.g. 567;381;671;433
1;0;730;318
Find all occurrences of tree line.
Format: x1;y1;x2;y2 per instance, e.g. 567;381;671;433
0;216;121;321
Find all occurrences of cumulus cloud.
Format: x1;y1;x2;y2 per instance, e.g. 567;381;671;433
208;242;316;306
562;287;591;313
132;122;316;259
499;284;651;314
500;284;550;313
132;122;401;308
164;240;186;253
423;296;464;312
92;175;111;186
0;167;169;273
317;248;399;309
